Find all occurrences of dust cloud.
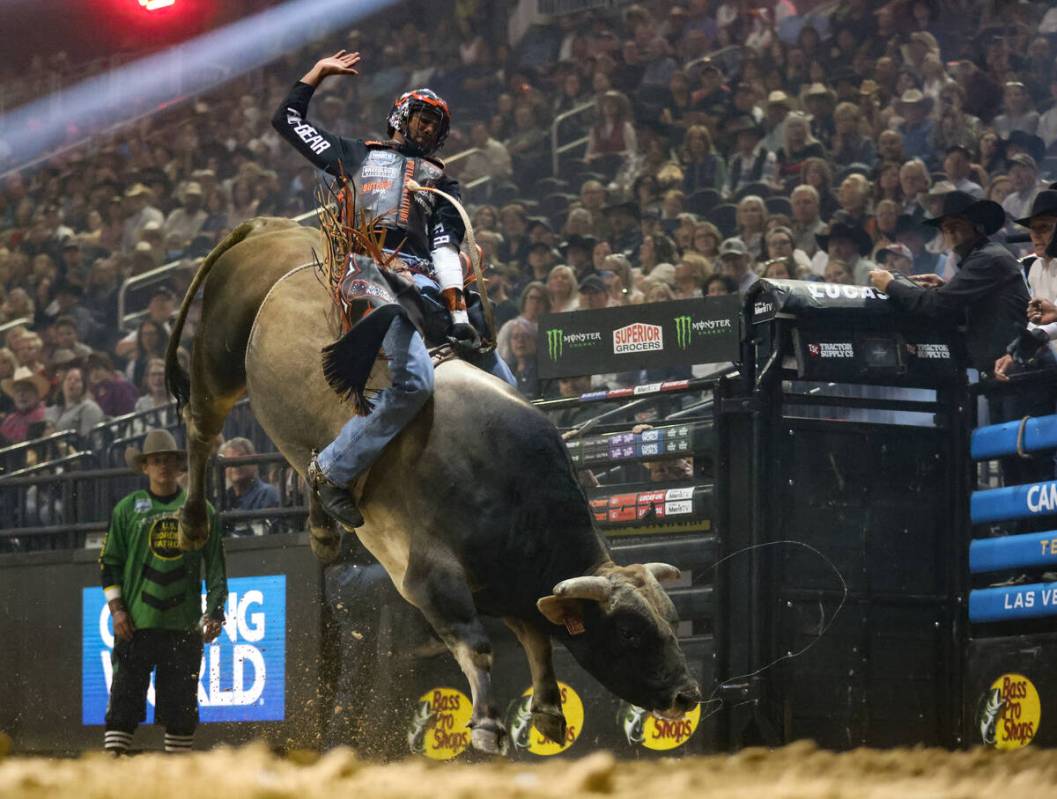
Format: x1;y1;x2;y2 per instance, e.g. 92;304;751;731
1;740;1056;799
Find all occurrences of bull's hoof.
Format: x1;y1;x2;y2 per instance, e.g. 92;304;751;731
309;525;342;564
531;706;567;745
178;524;207;551
178;507;208;551
470;719;509;756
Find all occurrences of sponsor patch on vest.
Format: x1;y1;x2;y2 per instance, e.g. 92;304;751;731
148;514;182;560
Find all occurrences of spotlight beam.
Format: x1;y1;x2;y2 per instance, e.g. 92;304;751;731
0;0;400;175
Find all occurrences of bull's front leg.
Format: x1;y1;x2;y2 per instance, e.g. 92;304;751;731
504;617;566;745
403;557;507;755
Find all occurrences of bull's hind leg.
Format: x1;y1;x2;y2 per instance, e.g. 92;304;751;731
178;394;238;550
307;490;340;563
403;554;507;755
504;618;567;745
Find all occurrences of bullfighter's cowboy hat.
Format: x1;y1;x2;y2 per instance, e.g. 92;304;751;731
125;429;187;471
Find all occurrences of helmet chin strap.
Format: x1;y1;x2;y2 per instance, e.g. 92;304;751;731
393;130;435;157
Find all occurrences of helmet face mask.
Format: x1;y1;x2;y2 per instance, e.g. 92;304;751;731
387;89;451;155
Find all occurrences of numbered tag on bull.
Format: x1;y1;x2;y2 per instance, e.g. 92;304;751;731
563;613;585;636
506;681;584;756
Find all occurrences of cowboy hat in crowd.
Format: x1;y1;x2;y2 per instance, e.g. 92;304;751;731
1;366;49;400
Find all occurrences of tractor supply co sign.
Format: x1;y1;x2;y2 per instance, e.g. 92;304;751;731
538;296;740;379
81;575;286;725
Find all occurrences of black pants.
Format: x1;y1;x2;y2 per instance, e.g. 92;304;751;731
989;385;1057;488
106;628;203;736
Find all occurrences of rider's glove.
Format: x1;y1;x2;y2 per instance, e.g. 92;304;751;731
449;321;481;353
442;287;481;353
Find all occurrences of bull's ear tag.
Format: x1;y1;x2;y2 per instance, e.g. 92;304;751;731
564;614;585;636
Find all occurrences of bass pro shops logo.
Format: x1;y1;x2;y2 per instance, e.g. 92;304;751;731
977;674;1041;749
546;328;602;361
674;315;733;350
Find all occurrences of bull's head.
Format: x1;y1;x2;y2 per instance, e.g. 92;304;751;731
536;562;701;717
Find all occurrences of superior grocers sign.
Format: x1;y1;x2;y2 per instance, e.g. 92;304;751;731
538;296;740;379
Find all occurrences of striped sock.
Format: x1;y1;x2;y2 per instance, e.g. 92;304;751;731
164;733;194;753
104;730;133;755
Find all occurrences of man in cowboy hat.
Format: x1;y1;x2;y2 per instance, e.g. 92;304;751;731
121;183;163;253
603;200;643;257
560;234;598;280
895;89;935;164
1001;153;1042;224
994;190;1057;381
723;115;778;199
99;428;228;756
0;366;48;445
871;191;1057;487
812;213;875;285
762;90;792;153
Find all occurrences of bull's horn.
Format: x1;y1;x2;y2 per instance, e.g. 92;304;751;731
552;576;611;602
644;563;682;583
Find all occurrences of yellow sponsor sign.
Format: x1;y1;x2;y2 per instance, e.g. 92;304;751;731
978;674;1041;750
618;701;701;750
508;681;584;756
408;687;473;760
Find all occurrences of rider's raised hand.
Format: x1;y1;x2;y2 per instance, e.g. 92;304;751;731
303;50;361;86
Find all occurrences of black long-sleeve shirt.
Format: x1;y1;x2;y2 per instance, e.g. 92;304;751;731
885;238;1029;371
272;81;464;259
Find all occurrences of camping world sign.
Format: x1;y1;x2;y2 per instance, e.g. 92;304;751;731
538;296;740;379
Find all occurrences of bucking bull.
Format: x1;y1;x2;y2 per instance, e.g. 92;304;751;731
165;216;701;754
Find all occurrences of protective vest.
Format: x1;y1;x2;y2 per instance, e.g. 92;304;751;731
350;143;448;258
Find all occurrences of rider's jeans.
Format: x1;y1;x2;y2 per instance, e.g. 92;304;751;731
316;278;517;486
317;314;433;485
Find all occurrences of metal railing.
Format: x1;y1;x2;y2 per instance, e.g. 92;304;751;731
115;144;492;332
0;430;83;479
117;203;326;332
551;100;596;177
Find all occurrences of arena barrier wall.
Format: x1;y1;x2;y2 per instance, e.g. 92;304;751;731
964;395;1057;750
9;284;1057;757
0;533;324;755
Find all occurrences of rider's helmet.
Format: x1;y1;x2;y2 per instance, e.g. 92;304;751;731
386;89;451;155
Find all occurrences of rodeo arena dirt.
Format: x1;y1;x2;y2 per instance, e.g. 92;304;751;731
9;0;1057;796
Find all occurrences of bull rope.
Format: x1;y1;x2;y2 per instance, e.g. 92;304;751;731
691;539;849;725
405;179;497;349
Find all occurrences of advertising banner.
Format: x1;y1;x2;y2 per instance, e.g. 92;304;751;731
81;574;287;725
537;296;740;379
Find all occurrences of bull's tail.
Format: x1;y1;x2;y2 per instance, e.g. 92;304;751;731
165;221;257;412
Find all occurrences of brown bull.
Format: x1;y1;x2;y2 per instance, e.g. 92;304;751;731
165;217;701;754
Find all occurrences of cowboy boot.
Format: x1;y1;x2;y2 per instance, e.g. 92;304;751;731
307;455;363;529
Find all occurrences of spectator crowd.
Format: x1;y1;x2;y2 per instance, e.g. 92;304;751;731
3;0;1057;430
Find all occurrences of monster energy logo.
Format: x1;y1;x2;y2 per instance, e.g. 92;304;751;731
547;329;564;361
674;316;693;350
